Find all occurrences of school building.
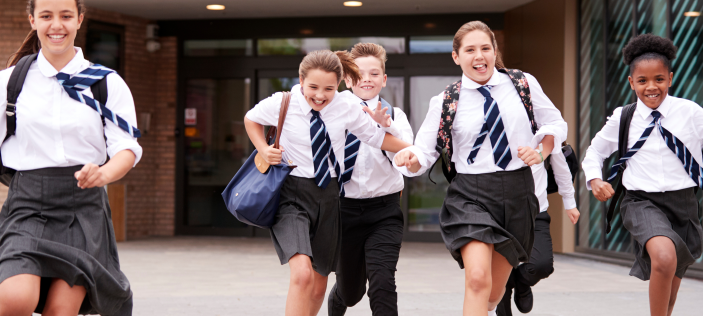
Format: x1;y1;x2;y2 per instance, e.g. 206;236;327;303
0;0;701;273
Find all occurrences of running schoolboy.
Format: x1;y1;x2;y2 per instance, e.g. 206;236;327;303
582;34;703;316
327;43;414;316
394;21;567;316
244;49;411;316
498;149;580;316
0;0;141;315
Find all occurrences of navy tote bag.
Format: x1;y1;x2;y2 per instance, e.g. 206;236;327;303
222;92;296;228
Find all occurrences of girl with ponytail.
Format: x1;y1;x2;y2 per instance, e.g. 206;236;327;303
244;49;410;315
0;0;141;315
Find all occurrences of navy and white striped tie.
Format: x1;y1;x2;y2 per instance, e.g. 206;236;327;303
654;111;703;188
607;111;660;182
467;85;512;170
339;102;365;197
310;110;341;190
56;65;141;138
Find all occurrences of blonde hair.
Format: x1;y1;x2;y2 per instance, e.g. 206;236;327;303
453;21;504;69
350;42;387;73
299;50;361;86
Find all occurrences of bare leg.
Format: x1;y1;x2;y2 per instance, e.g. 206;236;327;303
0;274;41;316
645;236;677;316
42;278;87;316
287;254;316;316
308;271;328;316
461;240;493;316
666;277;681;316
488;251;515;311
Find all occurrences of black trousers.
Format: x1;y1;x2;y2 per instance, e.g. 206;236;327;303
497;212;554;316
329;192;404;316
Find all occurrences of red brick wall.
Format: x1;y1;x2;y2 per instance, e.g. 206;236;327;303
0;1;177;239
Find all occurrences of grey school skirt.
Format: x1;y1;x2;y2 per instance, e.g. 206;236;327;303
0;166;132;316
440;166;539;269
620;188;703;280
270;175;341;276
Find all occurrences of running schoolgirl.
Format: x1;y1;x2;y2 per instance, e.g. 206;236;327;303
244;49;410;316
394;21;567;316
0;0;141;315
582;34;703;316
498;148;580;316
327;43;414;316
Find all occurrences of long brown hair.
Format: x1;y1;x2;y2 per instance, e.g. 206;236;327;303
453;21;505;69
6;0;86;68
299;50;362;87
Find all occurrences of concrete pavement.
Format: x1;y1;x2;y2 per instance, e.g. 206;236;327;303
115;237;703;316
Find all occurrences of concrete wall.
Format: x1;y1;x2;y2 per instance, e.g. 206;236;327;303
0;1;177;239
504;0;578;253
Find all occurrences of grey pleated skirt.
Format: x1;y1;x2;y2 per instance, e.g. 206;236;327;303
620;188;703;280
0;166;132;315
440;167;539;268
270;175;341;276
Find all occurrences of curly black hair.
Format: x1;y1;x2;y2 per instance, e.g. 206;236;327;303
622;34;677;75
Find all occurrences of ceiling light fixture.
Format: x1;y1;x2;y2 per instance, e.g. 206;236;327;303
207;4;225;10
344;1;363;7
684;11;700;17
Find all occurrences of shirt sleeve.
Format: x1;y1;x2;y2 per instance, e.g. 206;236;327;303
104;73;143;166
525;73;568;155
382;107;414;160
393;93;442;177
245;92;283;127
582;107;622;190
550;149;577;209
345;95;386;149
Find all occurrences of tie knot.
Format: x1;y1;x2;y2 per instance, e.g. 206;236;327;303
478;86;493;98
56;72;70;83
311;109;320;118
651;110;661;120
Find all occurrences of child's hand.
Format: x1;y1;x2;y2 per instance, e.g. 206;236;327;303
75;163;110;189
363;101;392;127
566;207;580;224
394;150;420;173
517;146;544;166
260;144;284;165
590;178;614;202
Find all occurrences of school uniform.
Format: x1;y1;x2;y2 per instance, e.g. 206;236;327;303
583;95;703;280
0;48;142;315
395;70;567;268
245;85;386;276
327;95;413;316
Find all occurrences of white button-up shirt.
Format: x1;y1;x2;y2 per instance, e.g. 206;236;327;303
343;95;414;199
532;148;577;212
395;70;567;177
582;95;703;192
246;85;386;179
0;48;142;170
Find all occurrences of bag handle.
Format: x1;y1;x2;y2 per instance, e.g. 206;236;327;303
256;91;292;173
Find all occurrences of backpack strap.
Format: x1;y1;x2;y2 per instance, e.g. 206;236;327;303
605;102;637;234
90;76;110;164
380;97;395;165
433;80;461;183
6;53;39;141
497;68;538;134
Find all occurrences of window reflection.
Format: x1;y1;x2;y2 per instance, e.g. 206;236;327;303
184;39;253;57
409;36;454;54
258;37;405;55
407;76;461;232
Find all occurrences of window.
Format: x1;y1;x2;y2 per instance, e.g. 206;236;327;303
409;36;454;54
257;37;405;55
184;39;253;57
85;21;124;75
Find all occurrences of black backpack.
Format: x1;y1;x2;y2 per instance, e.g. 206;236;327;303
604;102;637;234
431;68;579;187
0;53;108;186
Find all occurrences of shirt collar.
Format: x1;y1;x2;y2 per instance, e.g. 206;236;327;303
636;94;672;120
37;47;88;78
361;95;379;107
460;68;503;90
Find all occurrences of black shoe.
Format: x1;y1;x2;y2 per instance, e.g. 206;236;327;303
328;283;347;316
496;280;513;316
513;274;533;313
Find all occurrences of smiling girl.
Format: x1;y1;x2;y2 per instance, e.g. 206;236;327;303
394;21;567;316
582;34;703;316
244;49;410;316
0;0;140;315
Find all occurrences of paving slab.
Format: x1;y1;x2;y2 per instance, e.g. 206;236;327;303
113;237;703;316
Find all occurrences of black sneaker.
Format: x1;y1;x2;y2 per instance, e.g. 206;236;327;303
513;274;533;313
328;283;347;316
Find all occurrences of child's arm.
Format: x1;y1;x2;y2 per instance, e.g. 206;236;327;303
244;93;283;165
550;148;580;224
582;107;623;202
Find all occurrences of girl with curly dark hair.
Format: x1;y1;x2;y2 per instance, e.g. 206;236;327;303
582;33;703;316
